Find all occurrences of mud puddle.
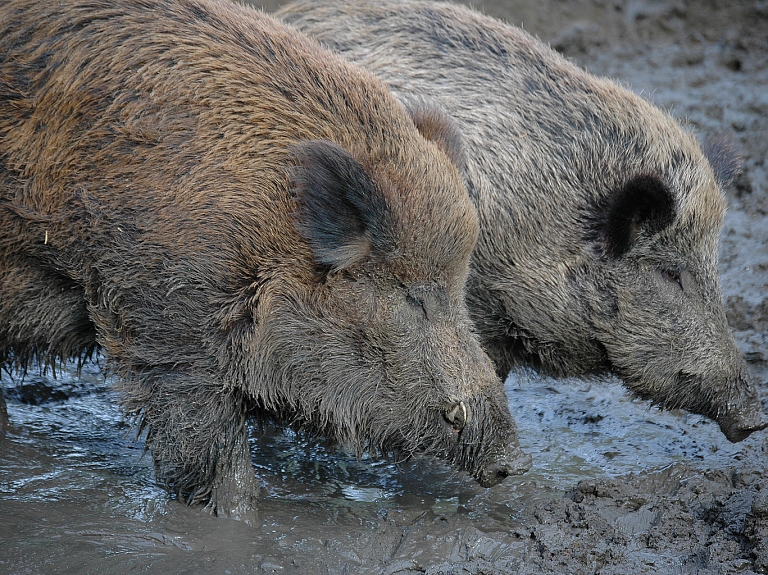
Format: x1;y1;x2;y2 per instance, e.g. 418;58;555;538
3;0;768;573
2;361;764;574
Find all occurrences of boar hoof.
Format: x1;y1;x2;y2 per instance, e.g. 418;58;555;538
204;485;260;525
478;445;532;487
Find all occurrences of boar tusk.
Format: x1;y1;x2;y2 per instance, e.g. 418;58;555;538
446;401;469;429
447;403;461;423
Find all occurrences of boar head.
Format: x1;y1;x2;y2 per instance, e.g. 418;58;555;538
255;130;531;485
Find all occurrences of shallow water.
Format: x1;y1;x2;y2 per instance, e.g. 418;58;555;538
0;361;757;574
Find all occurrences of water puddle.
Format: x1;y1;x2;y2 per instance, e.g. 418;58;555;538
0;361;759;573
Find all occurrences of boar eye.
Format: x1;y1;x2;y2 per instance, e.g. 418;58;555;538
661;267;682;289
406;293;428;319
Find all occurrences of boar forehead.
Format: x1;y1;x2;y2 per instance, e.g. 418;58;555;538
364;161;479;284
345;267;461;318
673;174;727;237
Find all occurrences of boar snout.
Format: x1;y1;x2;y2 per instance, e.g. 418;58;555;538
451;394;532;487
677;371;768;442
477;441;533;487
718;395;768;443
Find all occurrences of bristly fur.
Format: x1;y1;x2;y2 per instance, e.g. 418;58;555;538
0;0;529;518
278;0;767;442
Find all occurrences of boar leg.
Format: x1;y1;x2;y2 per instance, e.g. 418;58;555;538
0;259;96;369
123;372;259;522
0;388;7;432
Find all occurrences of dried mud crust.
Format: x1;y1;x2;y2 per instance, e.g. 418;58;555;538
526;465;768;575
243;0;768;572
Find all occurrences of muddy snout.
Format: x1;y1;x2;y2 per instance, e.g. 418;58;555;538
676;370;768;442
444;396;532;487
477;442;532;487
719;401;768;443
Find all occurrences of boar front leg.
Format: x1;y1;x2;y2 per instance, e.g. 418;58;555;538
121;372;259;522
0;258;97;370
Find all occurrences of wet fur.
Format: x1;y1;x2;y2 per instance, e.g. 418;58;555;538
0;0;529;517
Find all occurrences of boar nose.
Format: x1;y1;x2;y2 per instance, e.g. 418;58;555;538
719;401;768;443
478;442;532;487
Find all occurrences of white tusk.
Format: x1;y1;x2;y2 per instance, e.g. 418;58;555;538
447;403;461;422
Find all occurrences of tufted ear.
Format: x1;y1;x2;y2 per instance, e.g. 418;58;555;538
702;133;742;188
401;96;466;171
290;140;395;270
593;175;676;259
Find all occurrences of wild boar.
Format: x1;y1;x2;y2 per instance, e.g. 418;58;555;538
0;0;531;519
277;0;767;442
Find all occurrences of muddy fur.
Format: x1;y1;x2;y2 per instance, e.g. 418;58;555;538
0;0;531;518
277;0;767;442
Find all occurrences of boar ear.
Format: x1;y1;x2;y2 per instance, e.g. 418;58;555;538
290;140;394;270
702;133;742;188
401;96;466;171
595;175;676;259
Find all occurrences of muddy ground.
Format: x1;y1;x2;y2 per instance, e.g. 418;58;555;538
2;0;767;573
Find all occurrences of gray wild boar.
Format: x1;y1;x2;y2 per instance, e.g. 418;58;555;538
0;0;531;519
277;0;767;442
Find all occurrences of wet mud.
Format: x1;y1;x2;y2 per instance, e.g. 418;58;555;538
2;0;768;573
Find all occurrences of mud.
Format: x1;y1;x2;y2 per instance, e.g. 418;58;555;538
1;0;767;573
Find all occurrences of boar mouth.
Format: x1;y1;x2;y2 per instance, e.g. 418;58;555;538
675;372;768;443
474;443;532;487
439;399;532;487
443;401;470;432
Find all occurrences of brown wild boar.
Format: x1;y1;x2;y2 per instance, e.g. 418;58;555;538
0;0;531;519
278;0;767;442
